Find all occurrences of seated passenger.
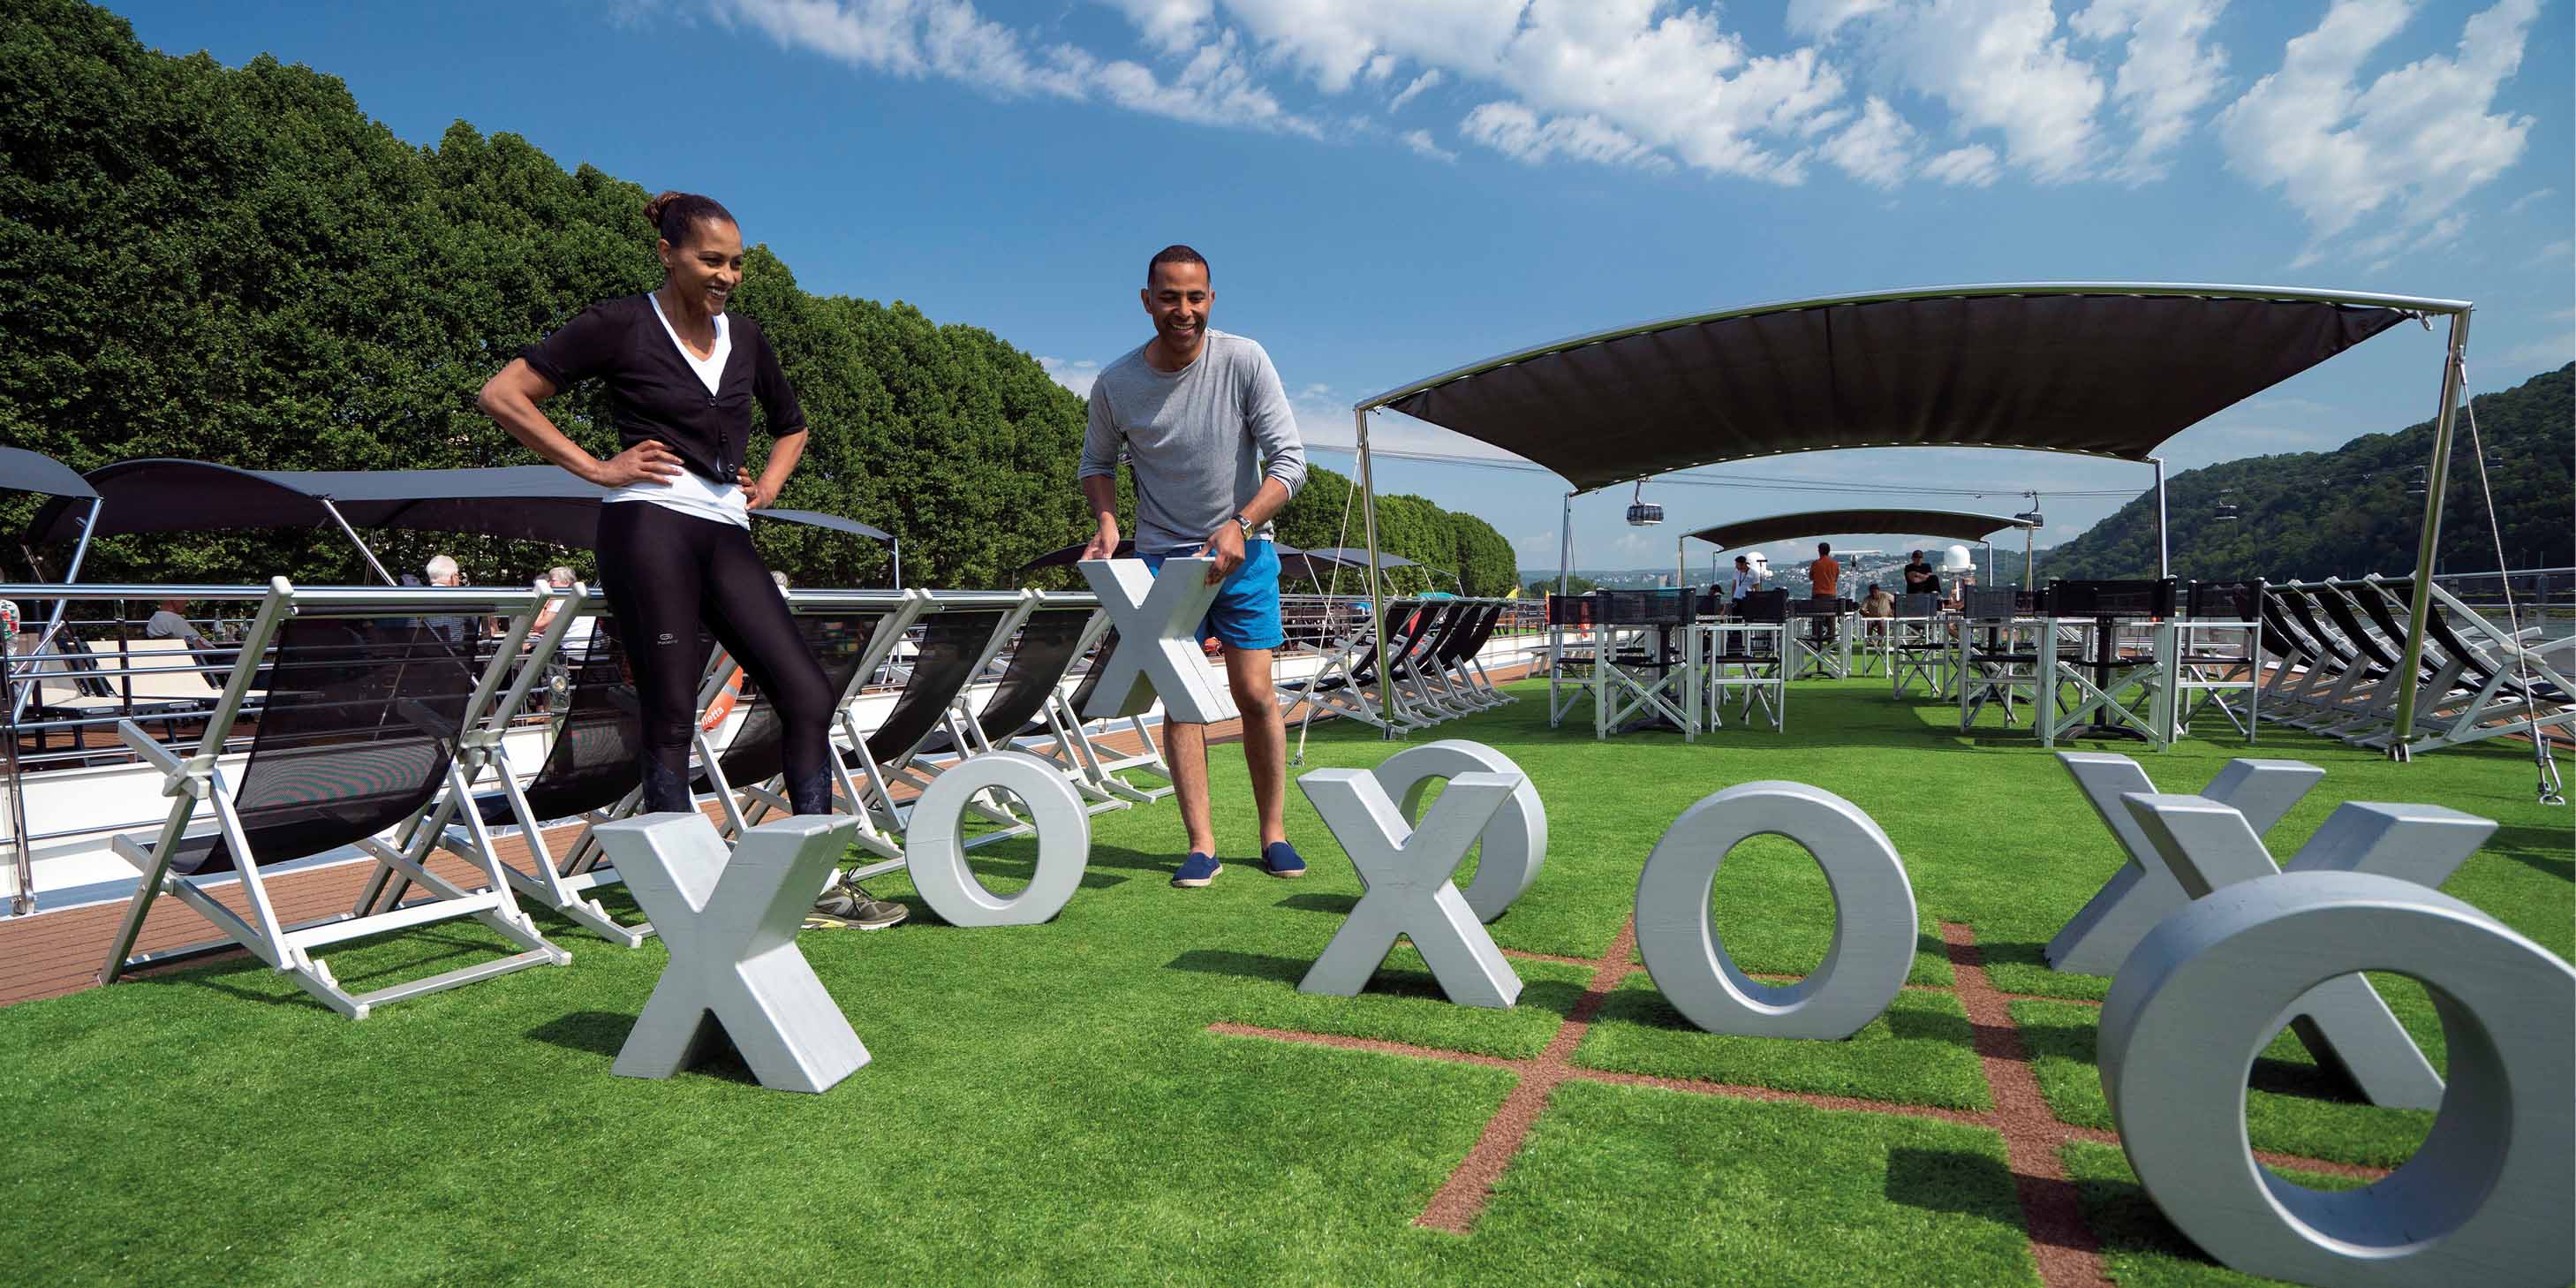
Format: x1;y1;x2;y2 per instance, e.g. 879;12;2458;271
1859;582;1896;640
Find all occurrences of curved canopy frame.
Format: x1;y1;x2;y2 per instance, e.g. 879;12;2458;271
1684;509;2034;552
1356;282;2453;493
0;448;98;501
1341;282;2474;752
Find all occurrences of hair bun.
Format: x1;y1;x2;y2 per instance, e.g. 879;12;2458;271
643;190;684;229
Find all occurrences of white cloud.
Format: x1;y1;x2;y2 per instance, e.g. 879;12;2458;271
1400;128;1458;163
1039;356;1100;398
2504;186;2555;215
2071;0;2231;182
1818;95;1916;187
1460;102;1671;172
1922;144;2001;186
2491;331;2574;371
2217;0;2540;261
1387;69;1442;113
1802;0;2108;182
715;0;1319;136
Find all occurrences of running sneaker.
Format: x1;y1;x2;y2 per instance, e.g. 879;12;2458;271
1261;841;1306;879
806;880;909;930
1172;852;1223;888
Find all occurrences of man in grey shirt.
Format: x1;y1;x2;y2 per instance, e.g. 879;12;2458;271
1079;245;1308;889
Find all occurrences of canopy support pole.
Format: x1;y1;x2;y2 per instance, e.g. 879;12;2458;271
891;538;903;590
1557;492;1572;597
2023;500;2036;589
12;496;99;725
1356;409;1394;740
2151;458;2169;580
319;499;397;586
2388;308;2472;761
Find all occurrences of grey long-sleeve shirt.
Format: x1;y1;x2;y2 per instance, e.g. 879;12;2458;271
1078;330;1307;555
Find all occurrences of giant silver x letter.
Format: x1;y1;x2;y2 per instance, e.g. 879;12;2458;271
1078;557;1236;724
2044;752;2326;977
1297;768;1523;1009
2119;791;2495;1110
594;812;872;1094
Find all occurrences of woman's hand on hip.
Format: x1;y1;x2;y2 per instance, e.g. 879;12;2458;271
738;467;779;511
587;440;684;488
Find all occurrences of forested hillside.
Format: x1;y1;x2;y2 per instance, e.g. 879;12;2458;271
2037;363;2572;582
0;0;1515;594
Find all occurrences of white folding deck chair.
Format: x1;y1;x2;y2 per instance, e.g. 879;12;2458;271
100;578;571;1019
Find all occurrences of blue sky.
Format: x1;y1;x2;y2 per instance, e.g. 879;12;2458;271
107;1;2573;575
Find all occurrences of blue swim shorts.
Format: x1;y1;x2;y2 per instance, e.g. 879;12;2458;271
1141;540;1285;651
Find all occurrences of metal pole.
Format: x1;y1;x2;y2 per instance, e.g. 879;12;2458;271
1356;409;1394;739
2151;458;2169;580
891;537;903;589
14;496;100;725
2389;308;2472;761
319;499;397;586
1557;491;1572;598
2024;493;2036;588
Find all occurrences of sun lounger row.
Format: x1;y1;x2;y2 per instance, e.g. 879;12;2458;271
1283;598;1517;732
94;580;1179;1019
2247;576;2573;757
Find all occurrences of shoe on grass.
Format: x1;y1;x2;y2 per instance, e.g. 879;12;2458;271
1262;841;1305;879
1172;852;1223;888
806;880;909;930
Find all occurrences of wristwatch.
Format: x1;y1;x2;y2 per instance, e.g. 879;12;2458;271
1233;514;1255;540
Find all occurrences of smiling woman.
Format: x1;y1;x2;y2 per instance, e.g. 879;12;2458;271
473;188;908;932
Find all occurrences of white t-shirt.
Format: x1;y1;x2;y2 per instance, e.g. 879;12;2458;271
606;295;750;529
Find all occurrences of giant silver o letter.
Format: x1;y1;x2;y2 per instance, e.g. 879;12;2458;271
1634;782;1916;1040
904;750;1092;928
2101;870;2574;1288
2119;793;2491;1111
595;813;871;1094
1297;767;1524;1008
1077;557;1235;724
1369;739;1546;924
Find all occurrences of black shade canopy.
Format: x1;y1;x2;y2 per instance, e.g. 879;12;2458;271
0;448;97;500
1686;509;2036;551
1362;284;2441;492
26;461;890;548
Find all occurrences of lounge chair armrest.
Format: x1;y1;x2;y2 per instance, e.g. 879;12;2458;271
395;697;460;748
116;718;189;786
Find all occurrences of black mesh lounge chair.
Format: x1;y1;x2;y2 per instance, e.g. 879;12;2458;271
1390;601;1476;721
1034;624;1177;805
840;607;1013;822
1431;602;1510;709
1284;600;1426;732
100;580;570;1019
705;607;904;837
444;613;659;946
2356;578;2574;754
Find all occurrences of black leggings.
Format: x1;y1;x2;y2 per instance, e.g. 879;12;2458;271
597;501;834;813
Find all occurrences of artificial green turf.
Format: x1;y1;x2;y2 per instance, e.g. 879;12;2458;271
2012;998;2435;1168
1464;1081;2039;1287
1571;978;1992;1110
2060;1140;2374;1288
1;674;2565;1284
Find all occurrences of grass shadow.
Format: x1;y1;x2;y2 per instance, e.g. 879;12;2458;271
1882;1147;2021;1226
1275;891;1358;915
1165;947;1307;985
525;1009;761;1087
